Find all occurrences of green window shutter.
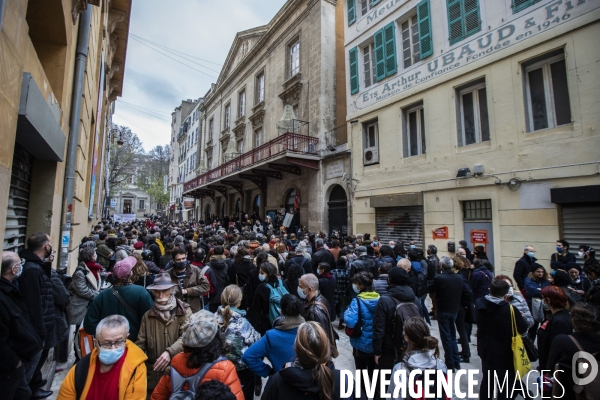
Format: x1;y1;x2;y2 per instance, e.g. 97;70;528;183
374;28;386;82
383;22;397;77
417;0;433;59
372;0;382;6
464;0;481;37
348;0;356;26
512;0;540;14
447;0;464;45
349;47;359;95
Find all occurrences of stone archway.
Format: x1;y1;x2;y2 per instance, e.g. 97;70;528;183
327;184;348;236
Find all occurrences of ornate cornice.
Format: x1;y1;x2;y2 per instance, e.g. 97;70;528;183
279;73;303;106
249;109;265;128
72;0;102;23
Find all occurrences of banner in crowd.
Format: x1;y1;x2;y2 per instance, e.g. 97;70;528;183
113;214;137;223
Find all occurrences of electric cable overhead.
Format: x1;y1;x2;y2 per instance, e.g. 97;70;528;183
119;100;171;116
130;33;222;66
117;101;171;122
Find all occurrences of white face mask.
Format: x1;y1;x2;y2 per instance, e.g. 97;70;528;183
507;287;514;297
578;251;585;258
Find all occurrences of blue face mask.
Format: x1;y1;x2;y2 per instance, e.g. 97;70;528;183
297;286;307;299
258;274;266;282
98;346;125;365
410;245;416;249
556;246;563;253
390;245;395;249
352;284;360;294
527;252;535;258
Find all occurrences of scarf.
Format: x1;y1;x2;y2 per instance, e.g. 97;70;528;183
156;238;165;255
85;261;103;280
231;306;247;316
273;315;305;331
485;295;505;304
153;296;177;322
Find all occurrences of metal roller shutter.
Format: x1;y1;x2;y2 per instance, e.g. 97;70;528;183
3;145;33;252
561;204;600;267
376;206;424;248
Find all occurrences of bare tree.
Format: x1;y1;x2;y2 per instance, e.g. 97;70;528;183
107;125;144;188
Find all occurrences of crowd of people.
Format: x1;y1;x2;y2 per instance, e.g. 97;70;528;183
1;216;599;400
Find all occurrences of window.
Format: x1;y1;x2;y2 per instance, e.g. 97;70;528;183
254;129;263;148
237;140;244;155
512;0;541;13
348;0;356;26
208;118;214;140
363;43;376;88
404;103;426;157
207;155;212;169
524;52;571;132
256;73;265;103
401;15;421;68
290;41;300;77
139;199;145;210
447;0;481;45
224;104;231;129
374;22;397;81
363;121;379;165
239;90;246;118
349;47;359;94
463;199;492;220
458;81;490;146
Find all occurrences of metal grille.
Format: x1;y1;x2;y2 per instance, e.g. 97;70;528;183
463;199;492;220
4;145;33;252
561;204;600;267
376;206;424;248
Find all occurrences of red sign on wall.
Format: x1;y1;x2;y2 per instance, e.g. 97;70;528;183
471;229;488;244
432;226;449;240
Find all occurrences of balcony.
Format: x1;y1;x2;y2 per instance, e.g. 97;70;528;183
184;132;319;193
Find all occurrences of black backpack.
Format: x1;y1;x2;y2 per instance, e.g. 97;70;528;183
390;297;421;361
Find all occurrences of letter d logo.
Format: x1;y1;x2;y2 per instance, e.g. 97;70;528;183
572;351;598;386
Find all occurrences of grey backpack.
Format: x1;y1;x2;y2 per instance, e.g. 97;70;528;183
169;356;227;400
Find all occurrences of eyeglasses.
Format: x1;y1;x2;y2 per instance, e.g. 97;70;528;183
97;340;126;349
13;259;25;267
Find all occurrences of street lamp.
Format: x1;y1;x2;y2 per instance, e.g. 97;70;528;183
110;128;124;147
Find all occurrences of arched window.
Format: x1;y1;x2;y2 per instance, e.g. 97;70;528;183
235;198;241;215
253;194;261;216
285;189;297;213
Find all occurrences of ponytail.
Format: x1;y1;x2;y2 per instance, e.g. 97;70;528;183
221;305;233;330
313;362;334;400
295;322;334;400
404;317;440;358
220;285;243;329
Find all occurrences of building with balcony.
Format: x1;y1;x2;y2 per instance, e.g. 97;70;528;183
344;0;600;273
184;0;351;233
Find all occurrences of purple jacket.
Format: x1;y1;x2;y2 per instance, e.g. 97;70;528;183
470;266;493;302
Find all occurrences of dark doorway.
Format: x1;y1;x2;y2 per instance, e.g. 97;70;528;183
328;185;348;236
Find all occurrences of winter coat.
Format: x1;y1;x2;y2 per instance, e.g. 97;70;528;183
251;277;284;335
57;340;147;400
215;307;261;370
167;263;209;313
427;270;466;314
509;293;534;331
318;273;337;321
284;255;310;276
537;308;573;370
241;326;298;377
262;361;348;400
427;254;441;279
229;259;254;288
158;253;172;270
513;254;538;290
344;291;380;354
136;299;192;391
115;245;133;262
524;277;551;305
17;249;55;343
148;241;162;265
143;260;161;274
475;297;528;371
303;292;336;348
373;275;389;296
150;352;243;400
66;262;101;326
585;278;600;306
208;256;230;305
95;239;113;270
311;248;335;273
372;285;421;357
376;256;395;270
0;278;43;369
470;266;493;302
550;251;577;271
349;256;377;279
83;284;154;341
48;269;71;349
387;350;448;399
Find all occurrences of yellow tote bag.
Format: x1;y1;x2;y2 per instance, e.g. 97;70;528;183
511;305;531;377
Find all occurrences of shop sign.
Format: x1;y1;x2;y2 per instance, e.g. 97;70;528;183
353;0;598;111
471;229;488;244
110;198;117;208
351;0;408;40
326;160;344;179
432;226;448;240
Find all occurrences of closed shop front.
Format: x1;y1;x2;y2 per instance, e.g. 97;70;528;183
375;206;424;248
3;145;33;252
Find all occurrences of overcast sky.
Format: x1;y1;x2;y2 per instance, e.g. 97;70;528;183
112;0;287;151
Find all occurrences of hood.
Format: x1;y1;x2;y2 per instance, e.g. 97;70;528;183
210;258;228;270
404;350;447;372
116;245;131;252
278;362;335;393
19;249;51;274
358;291;380;312
0;277;18;294
477;297;508;315
410;261;423;273
387;285;417;301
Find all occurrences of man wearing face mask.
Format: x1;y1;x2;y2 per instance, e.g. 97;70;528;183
513;245;538;292
298;273;337;355
0;251;43;400
167;247;209;313
57;315;147;399
550;239;576;271
18;233;56;399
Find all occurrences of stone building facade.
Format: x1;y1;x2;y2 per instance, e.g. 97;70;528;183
344;0;600;273
184;0;351;234
0;0;133;273
168;99;194;220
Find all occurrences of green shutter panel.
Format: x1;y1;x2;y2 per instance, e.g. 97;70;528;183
372;0;382;6
512;0;540;14
383;22;397;77
374;28;386;82
447;0;464;45
464;0;481;37
349;47;359;95
348;0;356;26
417;0;433;59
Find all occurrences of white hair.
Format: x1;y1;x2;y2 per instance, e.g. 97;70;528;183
301;274;319;291
440;256;454;269
96;315;130;336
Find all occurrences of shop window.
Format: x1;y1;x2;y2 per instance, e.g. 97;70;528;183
523;51;571;132
457;79;490;146
463;199;492;220
403;103;426;157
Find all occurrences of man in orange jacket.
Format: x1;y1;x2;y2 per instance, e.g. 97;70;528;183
57;315;147;400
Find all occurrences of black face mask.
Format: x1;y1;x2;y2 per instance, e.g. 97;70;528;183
174;261;187;270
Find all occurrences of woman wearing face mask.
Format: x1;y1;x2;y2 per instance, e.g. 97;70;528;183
343;271;380;385
568;265;590;296
536;286;572;373
524;265;551;340
136;273;192;396
251;262;285;335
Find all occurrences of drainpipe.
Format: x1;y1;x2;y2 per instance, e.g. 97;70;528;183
58;6;92;272
0;0;5;32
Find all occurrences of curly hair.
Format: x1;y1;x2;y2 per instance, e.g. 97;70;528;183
571;302;600;333
528;265;549;282
130;253;148;283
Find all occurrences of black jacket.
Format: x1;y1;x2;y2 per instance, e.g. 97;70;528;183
284;255;310;276
427;270;467;314
208;257;230;305
311;248;335;274
513;254;538;290
229;259;254;309
47;269;71;349
317;274;337;321
427;254;440;279
147;241;162;265
537;308;573;370
475;297;528;370
262;361;346;400
350;256;376;279
17;249;55;342
303;293;336;347
251;277;283;335
372;285;421;356
550;251;577;271
0;278;43;369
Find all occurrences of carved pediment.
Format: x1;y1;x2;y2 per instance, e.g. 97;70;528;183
279;73;303;106
219;131;231;144
232;122;246;139
249;109;265;128
217;26;268;86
